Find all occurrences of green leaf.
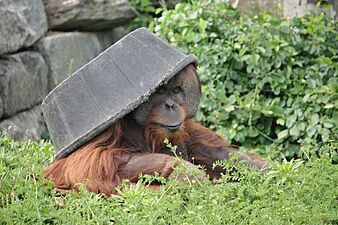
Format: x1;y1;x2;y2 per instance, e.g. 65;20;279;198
216;90;227;104
155;7;163;15
188;10;198;19
310;114;319;126
276;118;285;126
257;46;266;54
290;125;300;137
199;18;207;32
323;103;334;109
277;129;289;140
323;122;334;128
149;21;155;31
321;128;330;142
224;105;235;112
286;115;297;128
297;122;306;131
241;54;251;61
303;94;310;102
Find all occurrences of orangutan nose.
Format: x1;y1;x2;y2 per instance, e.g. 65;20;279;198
165;99;175;110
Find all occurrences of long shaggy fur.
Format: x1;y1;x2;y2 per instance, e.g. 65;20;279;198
44;121;128;195
44;117;229;195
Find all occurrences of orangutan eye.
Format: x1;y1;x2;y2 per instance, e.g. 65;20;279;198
172;86;181;94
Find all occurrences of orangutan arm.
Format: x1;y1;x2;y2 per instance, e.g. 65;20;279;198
117;153;204;183
187;121;270;178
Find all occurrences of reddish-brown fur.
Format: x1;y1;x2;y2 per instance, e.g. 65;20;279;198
44;115;268;196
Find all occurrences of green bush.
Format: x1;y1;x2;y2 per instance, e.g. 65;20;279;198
127;0;185;32
0;134;337;224
151;0;337;159
127;0;157;32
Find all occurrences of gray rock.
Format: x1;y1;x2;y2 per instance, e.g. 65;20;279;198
96;27;125;49
0;105;46;141
0;52;48;118
43;0;136;30
0;0;47;55
0;97;3;118
36;29;124;91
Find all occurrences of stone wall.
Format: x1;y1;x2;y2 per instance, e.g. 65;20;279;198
0;0;136;140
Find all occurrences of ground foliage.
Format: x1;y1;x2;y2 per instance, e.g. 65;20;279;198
0;134;337;224
150;0;337;160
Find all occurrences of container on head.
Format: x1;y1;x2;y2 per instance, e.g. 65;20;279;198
42;28;197;160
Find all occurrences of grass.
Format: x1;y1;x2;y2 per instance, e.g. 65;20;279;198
0;133;337;224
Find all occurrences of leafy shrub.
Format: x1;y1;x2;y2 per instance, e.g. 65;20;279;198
151;0;337;159
127;0;157;32
127;0;185;32
0;134;337;224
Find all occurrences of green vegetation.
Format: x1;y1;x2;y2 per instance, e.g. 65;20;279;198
127;0;157;32
151;0;337;160
0;134;337;224
1;0;337;224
